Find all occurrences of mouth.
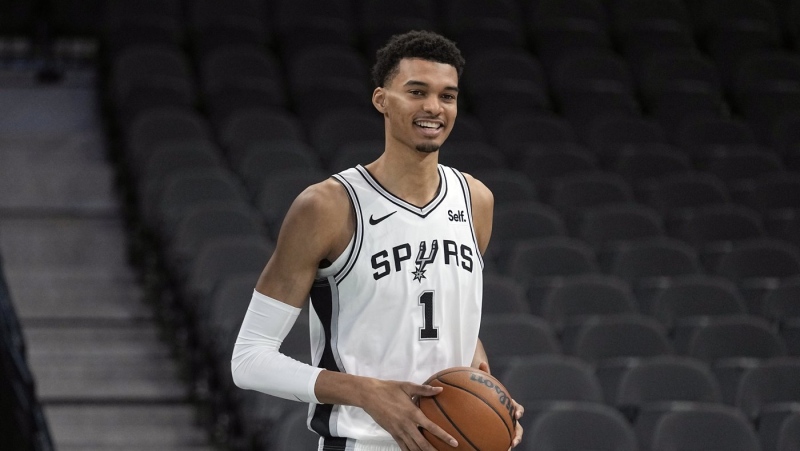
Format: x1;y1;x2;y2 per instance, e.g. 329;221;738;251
414;119;445;137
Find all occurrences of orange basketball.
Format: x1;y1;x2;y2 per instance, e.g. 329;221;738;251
417;367;516;451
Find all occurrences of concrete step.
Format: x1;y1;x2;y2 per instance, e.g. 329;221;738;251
0;217;131;270
5;268;149;322
45;404;209;448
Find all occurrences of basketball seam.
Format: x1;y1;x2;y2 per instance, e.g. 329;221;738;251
431;395;480;451
439;377;514;444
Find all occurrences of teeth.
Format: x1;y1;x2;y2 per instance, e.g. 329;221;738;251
415;121;440;129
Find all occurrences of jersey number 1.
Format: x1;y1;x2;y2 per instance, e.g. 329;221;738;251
418;291;439;340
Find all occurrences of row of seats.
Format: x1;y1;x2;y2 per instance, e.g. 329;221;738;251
105;39;800;144
100;2;800;450
0;256;53;451
272;361;800;451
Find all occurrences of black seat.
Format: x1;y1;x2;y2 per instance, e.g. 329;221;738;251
524;402;638;451
615;355;722;450
737;357;800;451
650;403;762;451
687;314;788;403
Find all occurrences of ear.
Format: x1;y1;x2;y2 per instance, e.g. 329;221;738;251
372;87;387;114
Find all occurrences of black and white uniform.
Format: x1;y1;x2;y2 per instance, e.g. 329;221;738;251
308;164;484;451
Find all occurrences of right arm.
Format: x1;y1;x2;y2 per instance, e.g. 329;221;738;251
231;179;457;451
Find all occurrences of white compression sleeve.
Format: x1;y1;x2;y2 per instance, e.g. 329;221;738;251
231;290;322;403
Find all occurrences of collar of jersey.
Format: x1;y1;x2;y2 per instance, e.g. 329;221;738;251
355;164;448;218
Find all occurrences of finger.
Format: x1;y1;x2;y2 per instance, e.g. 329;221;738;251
405;383;444;398
510;421;524;448
418;417;458;449
512;399;525;419
478;361;491;374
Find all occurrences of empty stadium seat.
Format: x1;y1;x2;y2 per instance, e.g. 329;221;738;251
650;403;762;451
569;314;675;402
504;237;600;312
517;144;599;199
524;402;638;451
585;116;667;162
501;355;604;422
482;273;531;316
737;358;800;451
761;277;800;356
611;144;693;200
479;314;562;375
615;355;722;450
608;237;701;305
460;49;551;126
609;0;695;61
650;275;748;352
199;46;287;127
714;238;800;312
492;113;579;162
528;0;613;70
686;315;788;403
478;170;538;206
254;169;329;239
441;0;527;56
217;108;306;166
358;0;439;59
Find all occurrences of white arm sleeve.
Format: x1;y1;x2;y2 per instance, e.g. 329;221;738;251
231;290;322;403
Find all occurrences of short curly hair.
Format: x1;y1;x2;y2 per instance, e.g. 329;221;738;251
371;30;465;88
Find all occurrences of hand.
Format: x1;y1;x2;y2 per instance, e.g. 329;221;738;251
361;378;458;451
476;362;525;449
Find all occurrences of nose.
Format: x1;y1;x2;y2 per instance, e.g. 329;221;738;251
422;95;443;115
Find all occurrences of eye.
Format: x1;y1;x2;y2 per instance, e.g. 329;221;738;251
441;93;457;101
409;90;425;96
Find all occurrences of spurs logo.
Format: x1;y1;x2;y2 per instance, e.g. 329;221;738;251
412;240;438;282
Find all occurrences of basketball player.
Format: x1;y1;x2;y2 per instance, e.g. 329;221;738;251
232;30;524;451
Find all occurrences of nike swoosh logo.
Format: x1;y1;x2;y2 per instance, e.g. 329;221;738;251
369;211;397;225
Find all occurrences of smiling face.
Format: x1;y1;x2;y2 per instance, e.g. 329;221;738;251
373;58;459;154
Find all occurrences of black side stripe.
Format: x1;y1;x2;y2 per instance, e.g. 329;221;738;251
309;279;341;439
450;167;484;269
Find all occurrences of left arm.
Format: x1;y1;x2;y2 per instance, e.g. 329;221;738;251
465;174;524;449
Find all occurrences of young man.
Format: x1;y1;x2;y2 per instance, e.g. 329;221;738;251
232;31;523;451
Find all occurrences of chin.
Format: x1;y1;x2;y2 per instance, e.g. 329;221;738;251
415;143;441;154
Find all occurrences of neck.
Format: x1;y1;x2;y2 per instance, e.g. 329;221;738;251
365;143;441;208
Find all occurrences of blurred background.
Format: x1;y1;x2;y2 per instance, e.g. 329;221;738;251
2;0;800;450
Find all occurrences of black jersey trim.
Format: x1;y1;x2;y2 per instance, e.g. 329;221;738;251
309;276;345;439
450;168;484;270
330;173;364;283
355;164;448;218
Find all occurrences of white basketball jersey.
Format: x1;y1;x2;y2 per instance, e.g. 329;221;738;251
307;164;484;449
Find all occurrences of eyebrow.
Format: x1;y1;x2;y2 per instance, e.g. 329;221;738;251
404;80;459;92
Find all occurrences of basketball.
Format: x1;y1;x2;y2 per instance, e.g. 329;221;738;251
417;367;516;451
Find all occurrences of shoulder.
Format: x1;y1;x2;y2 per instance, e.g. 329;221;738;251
461;172;494;213
289;177;351;223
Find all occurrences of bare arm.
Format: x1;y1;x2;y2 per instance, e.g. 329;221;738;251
465;174;524;449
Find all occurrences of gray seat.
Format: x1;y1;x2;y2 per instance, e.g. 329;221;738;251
614;355;722;451
778;413;800;451
569;314;675;403
524;402;639;451
482;273;530;316
235;140;321;198
650;403;762;451
479;314;562;376
687;315;788;404
649;275;747;352
505;237;599;312
714;238;800;312
218;108;306;165
762;277;800;356
500;355;604;423
737;358;800;451
540;273;637;341
608;237;701;305
255;169;329;239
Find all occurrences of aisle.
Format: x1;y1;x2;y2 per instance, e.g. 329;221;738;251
0;68;215;451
